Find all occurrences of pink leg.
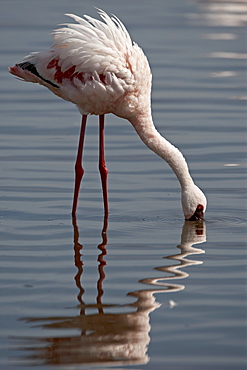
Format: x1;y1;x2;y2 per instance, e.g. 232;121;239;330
72;115;87;215
99;115;109;216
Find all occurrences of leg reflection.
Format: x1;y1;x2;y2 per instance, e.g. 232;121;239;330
97;216;108;312
72;215;85;318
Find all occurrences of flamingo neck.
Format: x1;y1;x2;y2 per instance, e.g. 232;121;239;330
129;112;194;189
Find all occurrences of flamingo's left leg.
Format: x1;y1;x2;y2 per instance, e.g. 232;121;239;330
72;114;87;215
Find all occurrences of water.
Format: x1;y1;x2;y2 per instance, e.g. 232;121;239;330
1;0;246;369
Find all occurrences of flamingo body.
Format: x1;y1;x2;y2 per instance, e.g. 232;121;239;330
10;11;150;119
9;9;207;220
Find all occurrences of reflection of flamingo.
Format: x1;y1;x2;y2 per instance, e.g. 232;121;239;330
9;9;206;220
140;221;206;293
12;218;206;367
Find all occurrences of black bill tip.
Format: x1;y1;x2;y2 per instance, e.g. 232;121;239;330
188;204;204;221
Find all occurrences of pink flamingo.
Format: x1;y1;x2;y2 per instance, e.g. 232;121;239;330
9;9;207;220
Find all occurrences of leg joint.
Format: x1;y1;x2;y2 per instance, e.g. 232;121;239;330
99;163;108;175
75;163;84;178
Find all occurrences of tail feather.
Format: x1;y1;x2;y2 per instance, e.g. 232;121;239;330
9;61;59;88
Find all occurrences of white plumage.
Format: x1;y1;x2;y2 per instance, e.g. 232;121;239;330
9;9;206;220
10;10;150;117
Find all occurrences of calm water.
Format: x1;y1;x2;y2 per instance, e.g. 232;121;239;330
1;0;246;369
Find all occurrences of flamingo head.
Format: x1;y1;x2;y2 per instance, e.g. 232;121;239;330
182;183;207;221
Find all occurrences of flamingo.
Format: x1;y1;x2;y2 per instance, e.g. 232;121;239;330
9;9;207;220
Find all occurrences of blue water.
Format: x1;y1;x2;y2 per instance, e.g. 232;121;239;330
1;0;246;369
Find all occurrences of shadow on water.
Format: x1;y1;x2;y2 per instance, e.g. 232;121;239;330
10;217;206;368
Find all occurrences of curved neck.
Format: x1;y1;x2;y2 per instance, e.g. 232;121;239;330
129;113;194;188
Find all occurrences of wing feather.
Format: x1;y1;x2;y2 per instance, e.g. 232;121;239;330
52;10;133;74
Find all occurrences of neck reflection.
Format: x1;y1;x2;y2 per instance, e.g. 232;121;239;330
13;216;206;367
140;221;206;293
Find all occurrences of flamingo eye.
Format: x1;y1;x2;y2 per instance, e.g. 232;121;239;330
197;204;204;211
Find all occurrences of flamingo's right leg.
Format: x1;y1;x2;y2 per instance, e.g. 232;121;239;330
98;114;109;217
72;115;87;215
